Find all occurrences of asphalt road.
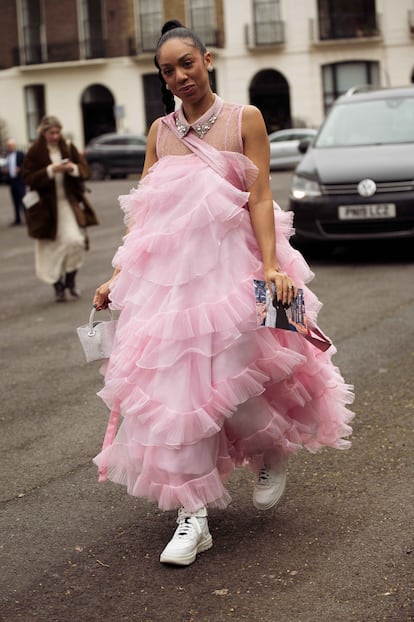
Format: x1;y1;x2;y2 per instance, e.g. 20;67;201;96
0;176;413;622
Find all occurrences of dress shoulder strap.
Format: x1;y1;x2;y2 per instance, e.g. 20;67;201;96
160;113;259;189
161;114;225;176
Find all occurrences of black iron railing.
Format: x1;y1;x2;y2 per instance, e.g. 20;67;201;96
47;41;80;62
12;38;109;65
254;19;285;45
318;11;379;40
83;37;107;59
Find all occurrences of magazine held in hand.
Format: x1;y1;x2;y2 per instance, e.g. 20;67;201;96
254;280;331;352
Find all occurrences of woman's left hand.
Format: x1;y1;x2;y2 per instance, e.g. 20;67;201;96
264;267;297;307
93;280;112;310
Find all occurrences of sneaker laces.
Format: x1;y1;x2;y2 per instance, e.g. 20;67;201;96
176;517;196;538
257;465;271;486
175;508;205;537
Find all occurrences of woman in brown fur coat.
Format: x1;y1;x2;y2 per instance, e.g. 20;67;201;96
23;115;94;302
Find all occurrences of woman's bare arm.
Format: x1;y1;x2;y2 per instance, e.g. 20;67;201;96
242;105;296;305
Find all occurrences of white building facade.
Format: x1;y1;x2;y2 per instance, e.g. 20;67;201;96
1;0;413;149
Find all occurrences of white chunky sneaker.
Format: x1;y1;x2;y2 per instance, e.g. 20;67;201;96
253;457;288;511
160;507;213;566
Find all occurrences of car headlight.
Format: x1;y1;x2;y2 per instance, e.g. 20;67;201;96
291;175;321;199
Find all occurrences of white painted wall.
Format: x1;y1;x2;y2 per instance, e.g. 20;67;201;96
1;0;413;149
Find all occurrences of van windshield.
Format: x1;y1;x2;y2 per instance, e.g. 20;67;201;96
315;96;414;147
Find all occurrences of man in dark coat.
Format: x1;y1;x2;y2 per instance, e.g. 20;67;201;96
5;138;26;225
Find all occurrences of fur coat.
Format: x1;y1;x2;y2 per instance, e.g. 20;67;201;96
22;135;97;240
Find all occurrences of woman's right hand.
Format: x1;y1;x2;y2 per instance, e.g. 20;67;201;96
93;280;112;310
53;160;75;174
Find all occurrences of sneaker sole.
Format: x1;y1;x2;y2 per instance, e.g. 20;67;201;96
160;534;213;566
252;474;287;511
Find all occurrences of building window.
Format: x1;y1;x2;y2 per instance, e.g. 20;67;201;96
138;0;162;52
322;61;380;112
80;0;106;59
318;0;378;40
25;84;45;142
252;0;284;45
188;0;218;47
20;0;44;64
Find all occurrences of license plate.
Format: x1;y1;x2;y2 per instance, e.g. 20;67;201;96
338;204;396;220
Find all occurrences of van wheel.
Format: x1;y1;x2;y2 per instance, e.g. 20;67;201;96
89;162;105;180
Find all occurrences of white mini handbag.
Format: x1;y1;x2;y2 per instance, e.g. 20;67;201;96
77;306;118;362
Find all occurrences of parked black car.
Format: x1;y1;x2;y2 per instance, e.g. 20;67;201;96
84;133;147;180
290;86;414;248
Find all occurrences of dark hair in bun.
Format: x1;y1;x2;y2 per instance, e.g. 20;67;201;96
154;20;207;114
157;20;207;54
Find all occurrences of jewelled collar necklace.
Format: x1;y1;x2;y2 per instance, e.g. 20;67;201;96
175;96;224;139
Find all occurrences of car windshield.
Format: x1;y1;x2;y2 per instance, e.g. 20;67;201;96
315;96;414;147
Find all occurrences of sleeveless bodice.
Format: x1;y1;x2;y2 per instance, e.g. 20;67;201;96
157;99;244;159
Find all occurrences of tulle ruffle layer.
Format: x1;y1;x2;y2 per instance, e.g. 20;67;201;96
93;154;354;511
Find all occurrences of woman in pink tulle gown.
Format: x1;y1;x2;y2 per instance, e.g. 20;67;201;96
93;20;354;566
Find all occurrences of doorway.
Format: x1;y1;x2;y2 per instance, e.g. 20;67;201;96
249;69;291;133
81;84;116;144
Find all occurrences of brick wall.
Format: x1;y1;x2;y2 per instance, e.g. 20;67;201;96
163;0;186;25
0;0;227;70
106;0;136;57
162;0;225;47
0;0;19;69
45;0;79;62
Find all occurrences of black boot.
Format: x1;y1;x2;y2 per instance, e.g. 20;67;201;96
53;279;66;303
65;270;80;298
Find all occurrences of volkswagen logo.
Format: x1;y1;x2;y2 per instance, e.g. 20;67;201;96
357;178;377;197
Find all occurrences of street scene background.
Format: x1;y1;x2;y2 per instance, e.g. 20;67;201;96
0;174;413;622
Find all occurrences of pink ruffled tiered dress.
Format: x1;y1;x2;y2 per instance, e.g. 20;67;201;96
93;96;354;511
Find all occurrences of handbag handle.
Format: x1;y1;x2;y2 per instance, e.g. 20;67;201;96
88;306;114;337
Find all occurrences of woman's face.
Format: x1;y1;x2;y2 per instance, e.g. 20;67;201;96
44;126;61;146
158;37;212;104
